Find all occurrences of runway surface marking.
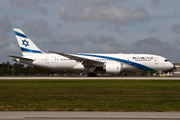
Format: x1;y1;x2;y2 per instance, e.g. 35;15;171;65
0;77;180;80
0;112;180;120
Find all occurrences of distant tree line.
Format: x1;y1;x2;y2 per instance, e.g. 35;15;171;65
0;62;172;77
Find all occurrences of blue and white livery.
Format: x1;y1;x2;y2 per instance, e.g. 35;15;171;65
8;28;174;77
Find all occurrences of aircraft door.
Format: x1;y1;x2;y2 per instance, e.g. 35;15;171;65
154;57;158;66
45;56;50;67
128;57;132;65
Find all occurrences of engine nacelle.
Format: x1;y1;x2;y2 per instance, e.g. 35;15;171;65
103;62;123;74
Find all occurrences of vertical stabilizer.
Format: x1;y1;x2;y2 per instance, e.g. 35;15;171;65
13;28;44;56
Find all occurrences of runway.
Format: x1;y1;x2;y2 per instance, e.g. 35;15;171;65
0;76;180;80
0;112;180;120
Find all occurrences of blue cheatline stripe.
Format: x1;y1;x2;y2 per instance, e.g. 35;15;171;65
72;53;155;71
14;31;28;38
20;47;42;53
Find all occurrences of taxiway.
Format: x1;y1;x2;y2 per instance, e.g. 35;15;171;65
0;111;180;120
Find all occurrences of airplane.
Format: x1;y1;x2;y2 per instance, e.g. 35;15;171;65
8;28;174;77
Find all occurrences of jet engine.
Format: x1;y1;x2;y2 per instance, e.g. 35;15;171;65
103;62;123;74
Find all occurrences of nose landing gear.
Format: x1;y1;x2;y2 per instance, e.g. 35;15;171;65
156;71;162;77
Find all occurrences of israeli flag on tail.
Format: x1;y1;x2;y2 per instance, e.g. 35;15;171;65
13;28;44;56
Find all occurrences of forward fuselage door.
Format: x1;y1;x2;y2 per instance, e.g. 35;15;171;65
154;57;159;66
128;57;132;65
45;56;50;67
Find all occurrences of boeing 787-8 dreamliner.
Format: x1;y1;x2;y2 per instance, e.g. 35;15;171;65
8;28;174;77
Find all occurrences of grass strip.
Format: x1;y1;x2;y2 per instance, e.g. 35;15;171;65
0;79;180;111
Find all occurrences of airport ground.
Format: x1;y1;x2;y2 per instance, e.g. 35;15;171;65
0;77;180;120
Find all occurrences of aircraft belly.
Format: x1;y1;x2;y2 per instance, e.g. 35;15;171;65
20;59;33;65
122;62;155;72
50;62;84;70
58;62;77;69
122;64;139;71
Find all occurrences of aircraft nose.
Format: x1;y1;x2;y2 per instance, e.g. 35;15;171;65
169;62;174;69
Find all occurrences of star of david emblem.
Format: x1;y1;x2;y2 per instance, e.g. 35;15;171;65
22;39;29;47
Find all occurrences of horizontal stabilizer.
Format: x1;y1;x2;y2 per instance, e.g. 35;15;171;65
7;55;34;61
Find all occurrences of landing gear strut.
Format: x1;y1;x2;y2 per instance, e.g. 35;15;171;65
87;72;97;77
156;73;160;77
156;71;162;77
87;66;96;77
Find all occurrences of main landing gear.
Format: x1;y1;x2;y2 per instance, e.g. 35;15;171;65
87;66;96;77
87;72;97;77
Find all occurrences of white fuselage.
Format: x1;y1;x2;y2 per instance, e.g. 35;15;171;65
19;53;174;72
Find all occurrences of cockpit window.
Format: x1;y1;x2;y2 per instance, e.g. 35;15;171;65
164;59;169;62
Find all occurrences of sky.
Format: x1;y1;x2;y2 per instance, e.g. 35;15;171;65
1;0;180;63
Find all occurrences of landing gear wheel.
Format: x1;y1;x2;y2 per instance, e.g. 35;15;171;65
156;73;160;77
87;73;91;77
87;72;97;77
157;71;162;77
92;73;96;77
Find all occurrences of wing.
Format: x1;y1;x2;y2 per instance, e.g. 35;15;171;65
48;51;103;65
7;55;34;61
